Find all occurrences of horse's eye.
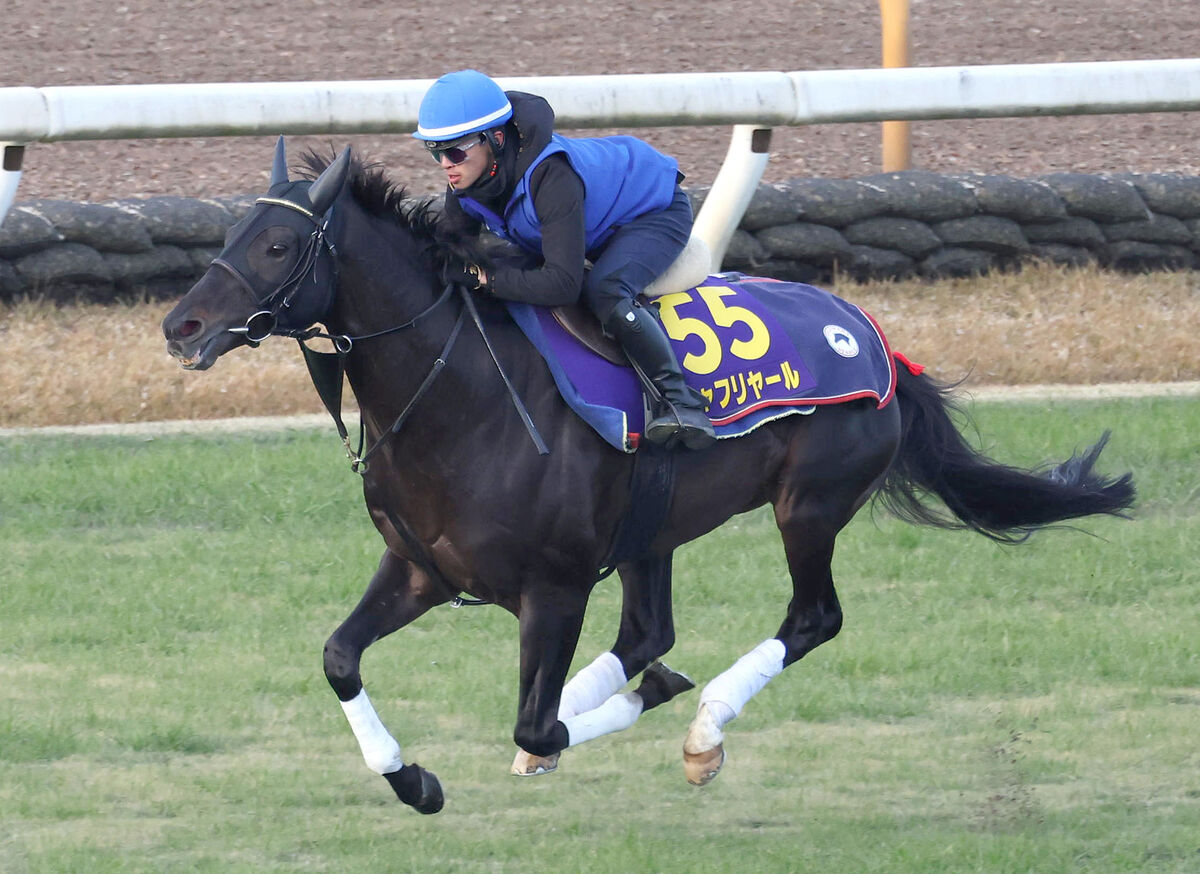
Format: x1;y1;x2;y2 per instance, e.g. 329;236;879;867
268;243;289;256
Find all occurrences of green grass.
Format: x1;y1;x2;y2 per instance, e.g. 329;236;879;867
2;397;1198;873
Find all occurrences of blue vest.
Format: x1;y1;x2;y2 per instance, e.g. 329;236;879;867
456;134;678;255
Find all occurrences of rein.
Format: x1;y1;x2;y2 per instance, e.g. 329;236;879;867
291;283;548;472
296;284;463;474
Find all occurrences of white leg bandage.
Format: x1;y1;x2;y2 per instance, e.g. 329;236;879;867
563;692;644;747
698;638;786;729
558;651;627;720
340;689;404;775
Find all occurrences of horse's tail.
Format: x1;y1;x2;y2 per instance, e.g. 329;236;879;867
877;367;1135;542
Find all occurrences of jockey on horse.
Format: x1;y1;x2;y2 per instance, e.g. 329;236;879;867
414;69;717;450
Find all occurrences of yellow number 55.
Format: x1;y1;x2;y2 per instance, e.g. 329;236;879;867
696;285;771;362
654;287;772;376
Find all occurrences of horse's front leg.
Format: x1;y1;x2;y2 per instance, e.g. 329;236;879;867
511;580;591;766
323;548;452;814
512;554;694;776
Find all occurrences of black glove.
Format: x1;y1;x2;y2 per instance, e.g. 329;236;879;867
441;260;487;291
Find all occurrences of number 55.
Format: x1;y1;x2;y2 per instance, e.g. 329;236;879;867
696;285;771;362
653;291;723;375
654;287;772;376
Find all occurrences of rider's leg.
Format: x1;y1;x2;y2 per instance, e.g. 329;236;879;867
585;189;716;450
601;299;715;450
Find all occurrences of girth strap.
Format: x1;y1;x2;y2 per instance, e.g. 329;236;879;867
597;441;677;579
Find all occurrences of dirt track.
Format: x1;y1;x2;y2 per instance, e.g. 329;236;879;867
4;0;1199;204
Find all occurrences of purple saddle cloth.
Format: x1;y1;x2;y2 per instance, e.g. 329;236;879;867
505;272;898;453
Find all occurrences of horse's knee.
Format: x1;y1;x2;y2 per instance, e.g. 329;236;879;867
814;603;843;647
812;594;843;641
323;631;362;700
513;720;569;759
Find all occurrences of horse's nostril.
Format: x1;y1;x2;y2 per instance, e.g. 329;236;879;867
178;319;203;339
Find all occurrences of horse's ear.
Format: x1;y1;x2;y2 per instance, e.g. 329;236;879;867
270;136;289;187
309;146;352;216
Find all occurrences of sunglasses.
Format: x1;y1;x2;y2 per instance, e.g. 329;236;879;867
426;134;486;165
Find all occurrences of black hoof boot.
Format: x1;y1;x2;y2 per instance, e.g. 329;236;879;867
384;763;444;814
634;660;697;711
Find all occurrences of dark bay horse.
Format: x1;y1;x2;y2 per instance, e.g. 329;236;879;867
161;141;1134;814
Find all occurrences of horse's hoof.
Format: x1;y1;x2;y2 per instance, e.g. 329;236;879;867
384;763;445;814
635;660;696;711
510;748;560;776
683;743;725;786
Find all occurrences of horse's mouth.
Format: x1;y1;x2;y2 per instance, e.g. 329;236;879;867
167;330;238;371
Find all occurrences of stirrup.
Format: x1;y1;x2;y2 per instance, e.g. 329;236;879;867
645;404;716;450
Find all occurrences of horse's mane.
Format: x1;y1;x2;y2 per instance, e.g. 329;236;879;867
298;148;486;267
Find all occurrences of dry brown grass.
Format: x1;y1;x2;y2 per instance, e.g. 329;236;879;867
850;263;1200;385
1;301;320;428
2;262;1198;428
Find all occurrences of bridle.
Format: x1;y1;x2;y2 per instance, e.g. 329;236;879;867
220;196;341;346
214;193;546;473
216;194;466;472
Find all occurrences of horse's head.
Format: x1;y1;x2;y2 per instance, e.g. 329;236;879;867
162;138;351;370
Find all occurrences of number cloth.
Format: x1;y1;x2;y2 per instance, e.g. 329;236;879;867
504;273;899;452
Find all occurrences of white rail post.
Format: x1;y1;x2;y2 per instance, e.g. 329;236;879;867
691;125;773;272
0;144;25;227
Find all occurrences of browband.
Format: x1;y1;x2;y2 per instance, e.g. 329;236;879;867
255;196;316;219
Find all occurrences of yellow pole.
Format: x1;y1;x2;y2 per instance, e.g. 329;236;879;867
879;0;912;171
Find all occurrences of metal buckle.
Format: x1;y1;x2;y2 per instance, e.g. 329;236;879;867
229;310;278;344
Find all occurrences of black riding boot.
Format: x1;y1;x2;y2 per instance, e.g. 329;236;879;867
604;300;717;450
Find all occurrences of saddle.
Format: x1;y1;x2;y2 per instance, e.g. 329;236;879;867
549;236;713;366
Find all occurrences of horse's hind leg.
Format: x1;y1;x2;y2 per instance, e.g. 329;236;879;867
684;403;899;785
511;553;694;775
564;553;696;728
323;549;451;813
683;506;845;785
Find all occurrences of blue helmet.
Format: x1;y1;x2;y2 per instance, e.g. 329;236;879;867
413;70;513;142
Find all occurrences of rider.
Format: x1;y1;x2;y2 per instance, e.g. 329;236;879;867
413;69;716;450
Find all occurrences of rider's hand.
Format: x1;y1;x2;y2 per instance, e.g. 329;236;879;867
441;260;487;291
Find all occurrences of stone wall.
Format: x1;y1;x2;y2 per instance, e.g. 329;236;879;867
706;170;1200;283
3;171;1199;303
0;194;256;303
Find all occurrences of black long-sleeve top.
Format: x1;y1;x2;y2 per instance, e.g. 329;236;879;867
439;92;589;308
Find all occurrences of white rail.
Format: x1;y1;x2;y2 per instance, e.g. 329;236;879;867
3;59;1199;261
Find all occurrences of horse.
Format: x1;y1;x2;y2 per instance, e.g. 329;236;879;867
161;140;1135;815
